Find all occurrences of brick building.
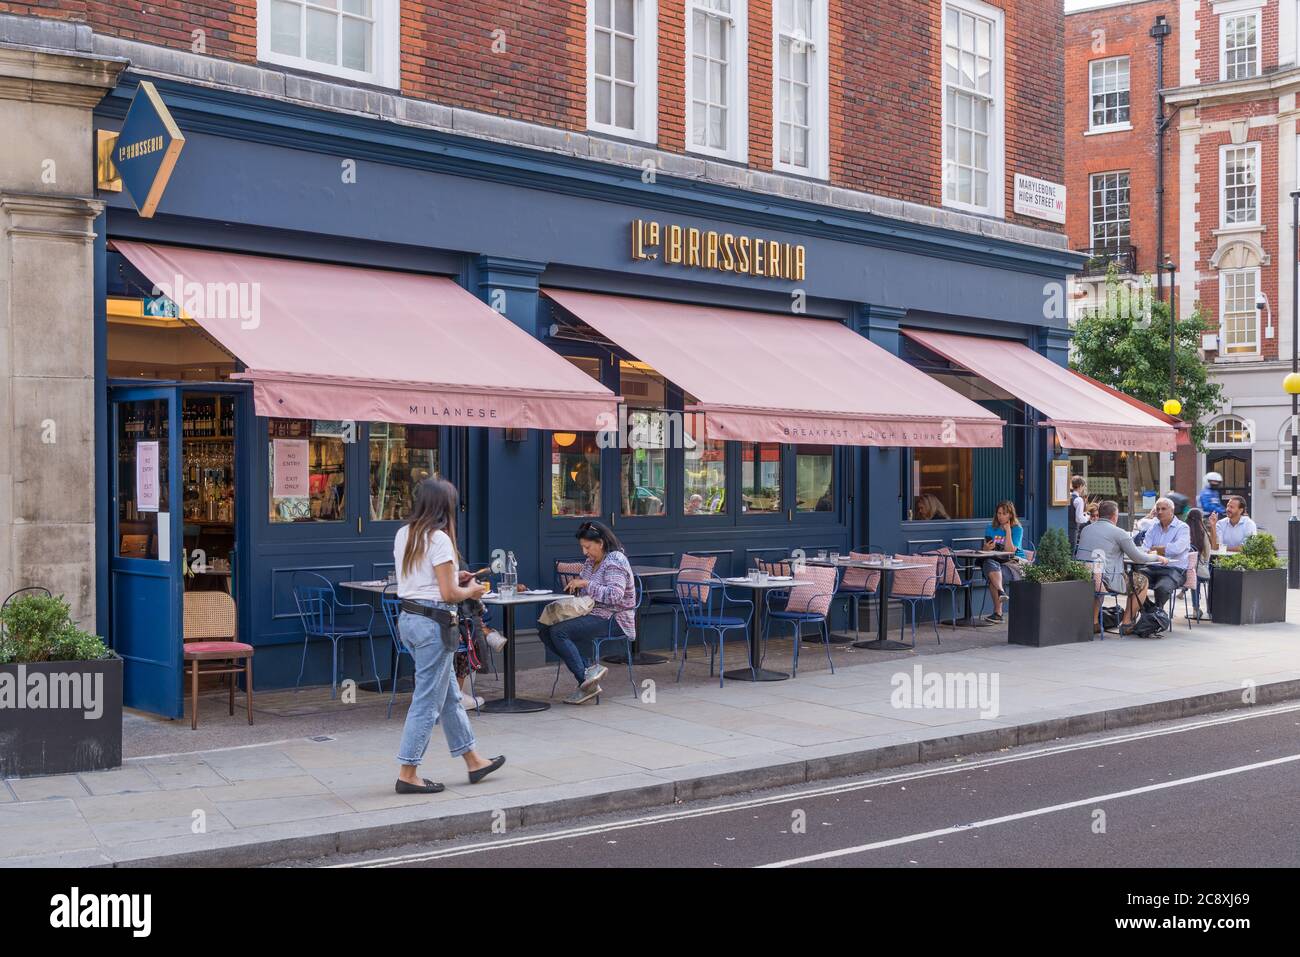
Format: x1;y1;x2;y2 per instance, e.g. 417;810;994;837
3;3;1177;715
1067;0;1300;536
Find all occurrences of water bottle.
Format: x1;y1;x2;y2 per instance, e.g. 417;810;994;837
502;550;518;599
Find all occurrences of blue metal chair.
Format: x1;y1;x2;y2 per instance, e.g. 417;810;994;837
648;554;718;659
921;548;966;630
548;572;642;700
291;571;380;699
676;575;754;687
888;555;943;647
763;564;837;677
382;587;480;718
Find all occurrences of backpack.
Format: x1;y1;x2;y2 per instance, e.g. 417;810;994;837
1101;605;1123;631
1131;604;1170;638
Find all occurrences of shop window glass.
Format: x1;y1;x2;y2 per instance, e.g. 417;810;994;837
683;413;726;515
1073;450;1160;524
553;432;602;517
619;361;668;517
369;423;440;522
795;445;834;512
910;447;973;520
741;442;782;513
268;419;347;523
116;398;170;559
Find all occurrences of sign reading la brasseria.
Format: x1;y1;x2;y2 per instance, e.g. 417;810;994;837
632;218;807;281
111;81;186;218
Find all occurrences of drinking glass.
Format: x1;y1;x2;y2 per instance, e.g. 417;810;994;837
500;568;518;599
816;549;828;560
830;551;841;562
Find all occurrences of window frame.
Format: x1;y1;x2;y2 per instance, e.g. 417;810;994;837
1218;266;1262;358
1220;141;1261;229
1089;170;1131;254
771;0;830;179
940;0;1006;218
362;422;448;530
1087;56;1131;132
587;0;660;144
1220;7;1262;82
684;0;749;162
256;0;400;89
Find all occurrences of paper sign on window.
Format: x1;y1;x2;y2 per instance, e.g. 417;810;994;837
273;439;310;498
137;440;160;512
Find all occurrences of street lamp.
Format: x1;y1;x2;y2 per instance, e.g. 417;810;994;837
1162;257;1181;417
1288;191;1300;587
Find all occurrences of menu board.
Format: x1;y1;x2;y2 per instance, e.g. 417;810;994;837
136;440;160;512
273;439;310;498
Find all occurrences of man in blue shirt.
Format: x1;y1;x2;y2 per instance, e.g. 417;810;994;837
1143;497;1189;608
1198;471;1227;517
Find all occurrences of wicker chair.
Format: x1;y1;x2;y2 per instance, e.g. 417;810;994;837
183;590;253;730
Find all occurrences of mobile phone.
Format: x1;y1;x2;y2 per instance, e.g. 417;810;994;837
472;568;492;582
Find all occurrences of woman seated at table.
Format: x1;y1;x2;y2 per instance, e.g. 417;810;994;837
537;520;636;705
980;500;1026;623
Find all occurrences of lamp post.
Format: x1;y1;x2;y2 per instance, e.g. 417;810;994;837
1287;191;1300;588
1162;257;1182;418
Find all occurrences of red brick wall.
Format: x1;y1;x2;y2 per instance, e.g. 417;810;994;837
1197;0;1279;84
5;0;1065;229
1064;0;1179;275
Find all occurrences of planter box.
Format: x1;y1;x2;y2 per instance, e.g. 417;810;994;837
1211;567;1288;626
1006;579;1095;647
0;656;122;777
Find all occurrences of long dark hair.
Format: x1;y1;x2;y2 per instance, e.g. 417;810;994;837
401;478;460;577
1186;507;1208;558
994;500;1021;526
576;519;624;555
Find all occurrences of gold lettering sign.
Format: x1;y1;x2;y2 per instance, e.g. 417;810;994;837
631;219;806;281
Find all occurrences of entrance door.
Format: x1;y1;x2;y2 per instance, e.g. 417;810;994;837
109;387;184;717
1208;450;1253;514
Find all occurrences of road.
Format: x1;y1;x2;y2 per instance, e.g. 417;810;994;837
314;702;1300;868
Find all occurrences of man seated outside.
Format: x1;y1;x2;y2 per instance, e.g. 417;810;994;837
1075;500;1164;634
1209;495;1257;552
1141;497;1189;610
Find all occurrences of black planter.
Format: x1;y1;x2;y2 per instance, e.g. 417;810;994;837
1006;579;1095;647
0;656;123;777
1211;567;1288;625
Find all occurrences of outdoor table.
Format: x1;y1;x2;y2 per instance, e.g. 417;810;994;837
826;559;928;651
338;580;398;691
718;575;817;681
948;550;1017;627
479;591;561;714
601;564;681;667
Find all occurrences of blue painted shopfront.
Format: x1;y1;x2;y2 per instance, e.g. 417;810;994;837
93;72;1083;704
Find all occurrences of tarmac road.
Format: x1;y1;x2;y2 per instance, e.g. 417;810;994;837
313;701;1300;869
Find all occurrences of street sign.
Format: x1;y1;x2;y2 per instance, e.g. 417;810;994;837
111;81;185;218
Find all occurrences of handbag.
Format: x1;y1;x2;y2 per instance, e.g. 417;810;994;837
538;595;594;626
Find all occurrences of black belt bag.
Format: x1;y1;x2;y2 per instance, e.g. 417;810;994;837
400;599;458;629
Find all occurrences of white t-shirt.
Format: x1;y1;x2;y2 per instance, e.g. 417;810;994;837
393;526;458;602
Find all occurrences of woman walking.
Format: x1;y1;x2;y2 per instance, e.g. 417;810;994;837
539;520;637;705
392;478;505;794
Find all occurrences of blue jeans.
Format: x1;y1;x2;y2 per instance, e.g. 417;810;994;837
395;610;476;767
538;613;618;685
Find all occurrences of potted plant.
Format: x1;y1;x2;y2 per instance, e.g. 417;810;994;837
1211;532;1287;625
1006;527;1096;647
0;593;122;777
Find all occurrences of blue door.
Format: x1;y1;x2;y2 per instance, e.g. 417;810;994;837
109;386;184;717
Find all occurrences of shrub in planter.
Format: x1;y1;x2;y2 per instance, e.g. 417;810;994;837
0;593;122;777
1007;528;1096;647
1212;533;1287;625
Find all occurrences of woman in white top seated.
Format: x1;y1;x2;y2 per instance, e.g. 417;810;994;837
392;478;505;795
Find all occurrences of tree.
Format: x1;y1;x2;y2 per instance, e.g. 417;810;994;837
1070;271;1225;450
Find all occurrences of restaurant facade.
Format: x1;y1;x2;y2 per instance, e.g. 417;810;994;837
1;8;1175;719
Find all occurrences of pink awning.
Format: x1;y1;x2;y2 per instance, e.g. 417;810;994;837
902;329;1178;453
115;243;616;431
544;289;1004;448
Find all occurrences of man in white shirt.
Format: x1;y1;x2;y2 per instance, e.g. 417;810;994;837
1210;495;1257;552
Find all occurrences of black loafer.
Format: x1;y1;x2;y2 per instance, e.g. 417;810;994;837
468;755;506;785
395;777;445;794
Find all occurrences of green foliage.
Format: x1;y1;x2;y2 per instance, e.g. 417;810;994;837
0;594;111;664
1070;273;1225;450
1022;527;1093;584
1217;532;1283;572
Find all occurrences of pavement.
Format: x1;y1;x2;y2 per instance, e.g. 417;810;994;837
3;598;1299;868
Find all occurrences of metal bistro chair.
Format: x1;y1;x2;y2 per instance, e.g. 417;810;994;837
381;587;482;719
292;571;381;699
763;563;837;677
1091;562;1127;639
550;573;643;700
676;574;754;687
888;554;943;647
555;559;584;591
182;590;254;730
833;550;882;638
1170;551;1200;629
921;546;967;630
649;553;718;659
